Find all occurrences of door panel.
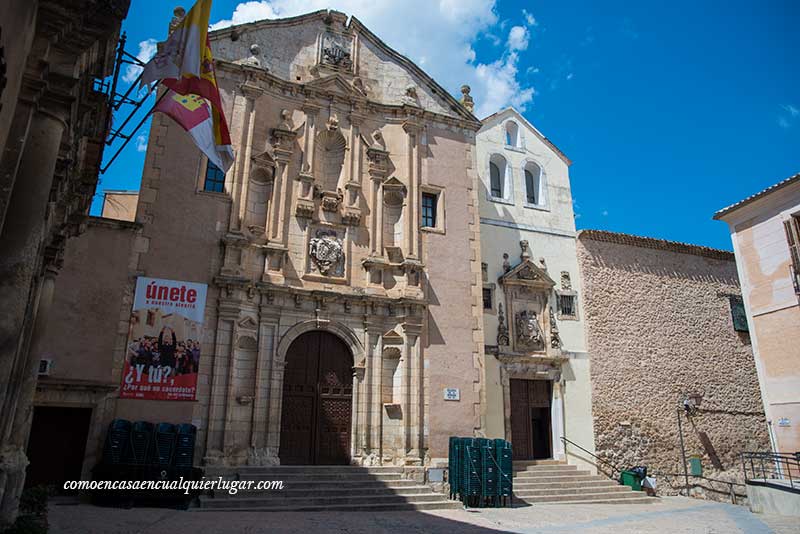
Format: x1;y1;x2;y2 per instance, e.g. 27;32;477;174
279;331;352;465
510;379;552;460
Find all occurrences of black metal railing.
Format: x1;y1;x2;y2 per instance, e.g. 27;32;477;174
563;436;749;503
560;436;626;480
741;451;800;491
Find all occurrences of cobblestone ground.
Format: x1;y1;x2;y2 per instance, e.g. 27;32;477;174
48;497;799;534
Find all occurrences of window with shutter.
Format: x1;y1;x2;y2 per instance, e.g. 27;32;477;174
784;215;800;295
729;295;749;332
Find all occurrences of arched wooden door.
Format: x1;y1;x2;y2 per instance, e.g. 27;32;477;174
279;331;353;465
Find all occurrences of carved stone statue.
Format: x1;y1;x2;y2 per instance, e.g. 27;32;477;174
460;85;474;112
497;303;509;346
309;230;344;276
520;240;531;260
515;310;543;349
549;307;561;348
502;253;511;273
402;85;418;106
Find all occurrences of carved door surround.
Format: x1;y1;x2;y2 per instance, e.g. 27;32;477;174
497;256;560;357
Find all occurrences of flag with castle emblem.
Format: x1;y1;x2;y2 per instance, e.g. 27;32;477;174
139;0;212;87
155;90;234;172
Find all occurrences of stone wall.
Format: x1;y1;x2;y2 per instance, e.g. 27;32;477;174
577;230;770;502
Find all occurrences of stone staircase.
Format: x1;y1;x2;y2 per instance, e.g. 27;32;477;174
196;465;460;512
512;460;656;505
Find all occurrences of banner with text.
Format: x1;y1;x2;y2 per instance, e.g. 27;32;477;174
120;277;207;401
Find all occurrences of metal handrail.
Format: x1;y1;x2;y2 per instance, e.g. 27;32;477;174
560;436;626;479
741;451;799;491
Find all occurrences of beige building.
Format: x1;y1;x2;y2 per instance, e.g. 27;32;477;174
100;190;139;222
32;9;487;477
476;108;596;467
0;0;128;526
578;230;770;500
714;173;800;454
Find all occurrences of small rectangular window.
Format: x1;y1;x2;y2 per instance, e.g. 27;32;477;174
558;294;576;318
729;296;749;333
422;192;437;228
482;288;492;310
204;161;226;193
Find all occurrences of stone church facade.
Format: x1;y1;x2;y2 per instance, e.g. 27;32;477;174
33;10;487;471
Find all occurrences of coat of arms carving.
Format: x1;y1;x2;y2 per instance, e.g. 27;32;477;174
321;33;353;69
515;310;544;350
309;230;344;276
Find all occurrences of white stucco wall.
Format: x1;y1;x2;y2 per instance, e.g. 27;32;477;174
476;108;595;462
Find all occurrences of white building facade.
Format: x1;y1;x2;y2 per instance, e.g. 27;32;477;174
476;108;596;465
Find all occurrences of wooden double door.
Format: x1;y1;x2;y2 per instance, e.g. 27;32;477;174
510;379;552;460
279;331;353;465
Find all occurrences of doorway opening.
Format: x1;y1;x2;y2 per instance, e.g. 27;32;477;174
510;379;552;460
279;330;353;465
25;406;93;492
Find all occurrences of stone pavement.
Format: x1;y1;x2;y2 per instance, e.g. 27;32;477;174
48;496;799;534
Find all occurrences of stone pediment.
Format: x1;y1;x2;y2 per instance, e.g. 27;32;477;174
498;260;555;290
304;74;367;100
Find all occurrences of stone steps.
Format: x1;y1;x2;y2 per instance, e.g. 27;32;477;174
511;461;655;506
197;465;457;512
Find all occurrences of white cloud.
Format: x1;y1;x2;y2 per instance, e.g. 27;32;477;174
601;210;608;216
136;132;148;152
507;25;529;52
522;9;536;26
778;117;791;129
123;39;158;83
210;1;535;118
566;73;574;80
782;104;799;117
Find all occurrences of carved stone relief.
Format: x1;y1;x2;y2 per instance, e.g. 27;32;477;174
308;228;345;276
321;32;353;70
515;309;544;351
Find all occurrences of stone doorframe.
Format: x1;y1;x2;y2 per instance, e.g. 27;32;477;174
498;358;565;460
271;319;365;464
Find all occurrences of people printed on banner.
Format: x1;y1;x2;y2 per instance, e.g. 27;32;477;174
127;326;200;377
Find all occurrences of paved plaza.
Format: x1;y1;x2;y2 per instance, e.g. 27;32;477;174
48;497;799;534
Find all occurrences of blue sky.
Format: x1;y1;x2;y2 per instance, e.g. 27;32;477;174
96;0;798;250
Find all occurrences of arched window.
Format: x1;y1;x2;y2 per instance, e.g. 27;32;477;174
505;121;519;147
490;161;502;198
524;162;542;205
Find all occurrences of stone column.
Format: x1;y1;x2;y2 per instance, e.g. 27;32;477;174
403;323;423;463
0;265;58;522
402;120;421;259
366;147;389;256
551;380;565;459
229;82;263;232
0;104;67;525
267;123;296;245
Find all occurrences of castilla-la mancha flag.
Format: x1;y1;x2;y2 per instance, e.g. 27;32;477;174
140;0;234;171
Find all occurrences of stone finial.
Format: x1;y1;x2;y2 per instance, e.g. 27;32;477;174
497;303;509;346
460;85;474;113
520;240;531;261
169;6;186;33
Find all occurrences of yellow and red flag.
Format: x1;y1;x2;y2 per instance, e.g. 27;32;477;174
155;90;234;173
141;0;234;171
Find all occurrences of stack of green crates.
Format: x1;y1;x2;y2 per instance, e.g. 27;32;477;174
448;436;513;508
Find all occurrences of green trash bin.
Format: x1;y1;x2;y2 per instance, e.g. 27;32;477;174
619;470;643;491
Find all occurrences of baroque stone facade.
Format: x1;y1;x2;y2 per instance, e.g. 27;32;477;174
32;10;486;474
0;0;129;526
577;230;770;501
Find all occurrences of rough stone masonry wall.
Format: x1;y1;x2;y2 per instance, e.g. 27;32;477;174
577;232;770;502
